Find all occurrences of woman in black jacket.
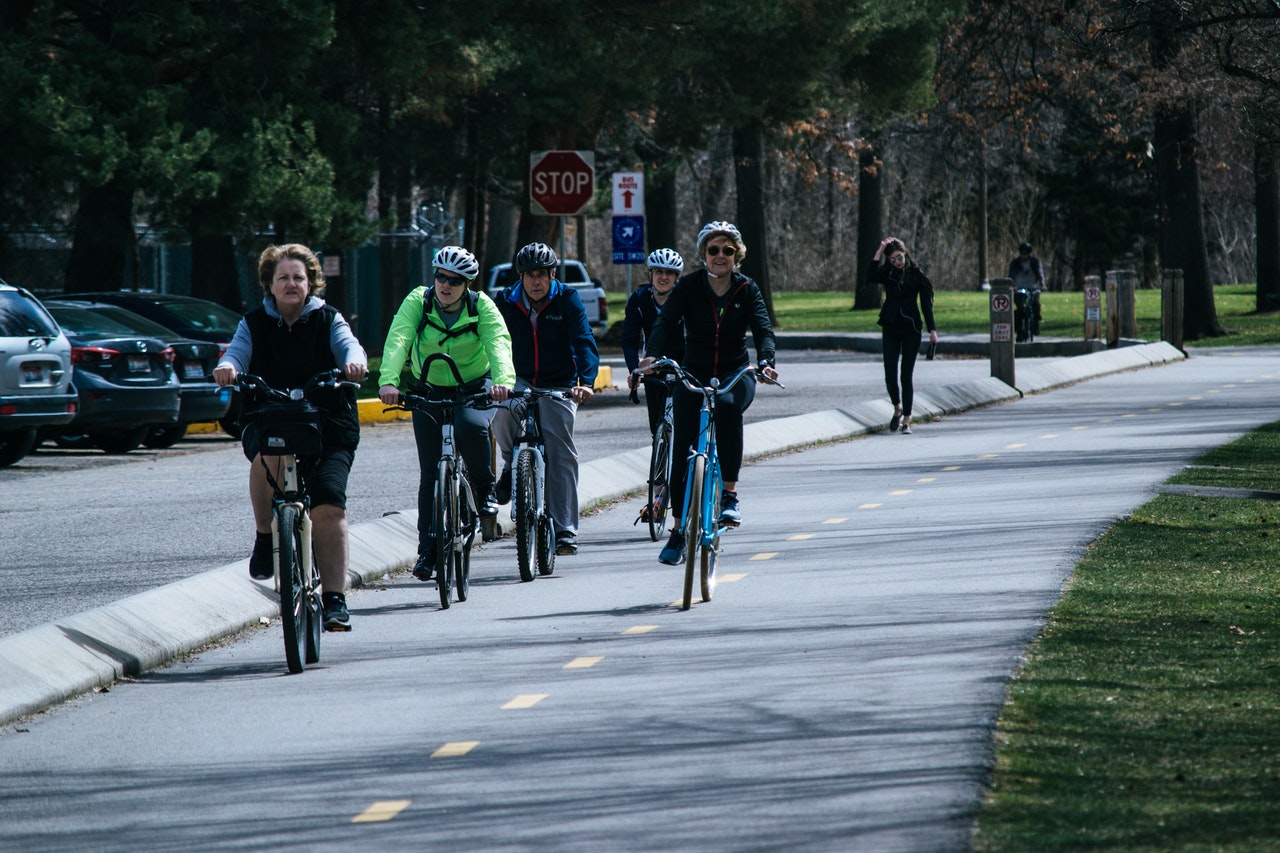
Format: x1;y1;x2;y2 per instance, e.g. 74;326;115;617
643;221;779;565
869;236;938;435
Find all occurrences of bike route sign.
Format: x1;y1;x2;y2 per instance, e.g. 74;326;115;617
612;215;645;264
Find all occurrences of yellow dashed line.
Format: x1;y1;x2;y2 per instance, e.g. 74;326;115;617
1223;383;1237;388
1072;425;1088;430
1040;434;1058;439
719;573;746;582
1244;379;1256;384
1122;413;1138;418
1208;389;1221;394
980;453;998;459
353;800;412;823
1189;395;1203;400
859;503;882;509
622;625;657;635
1166;402;1183;407
432;741;479;758
1005;443;1025;449
750;552;777;561
942;466;960;471
502;694;548;710
889;489;912;495
916;477;936;483
788;533;814;541
1147;407;1162;412
564;656;603;669
821;518;847;524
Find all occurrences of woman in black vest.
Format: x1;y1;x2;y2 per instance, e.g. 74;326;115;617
214;244;368;631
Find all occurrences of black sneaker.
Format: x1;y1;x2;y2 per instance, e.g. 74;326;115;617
477;485;499;518
249;532;273;580
412;543;436;581
718;490;741;525
494;467;512;505
555;531;578;555
658;531;685;565
322;592;350;631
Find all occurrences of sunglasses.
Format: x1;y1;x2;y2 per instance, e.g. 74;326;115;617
434;271;467;287
888;253;905;262
706;244;737;257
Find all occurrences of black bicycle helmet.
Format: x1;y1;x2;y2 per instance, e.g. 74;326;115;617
1019;241;1033;253
514;242;558;274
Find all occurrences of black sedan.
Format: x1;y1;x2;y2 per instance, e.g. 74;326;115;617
42;303;181;454
45;299;232;448
67;292;245;435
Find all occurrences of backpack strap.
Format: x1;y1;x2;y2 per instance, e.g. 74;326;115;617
416;287;480;341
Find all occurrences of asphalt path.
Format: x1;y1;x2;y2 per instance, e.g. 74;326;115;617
0;350;991;638
1;348;1277;851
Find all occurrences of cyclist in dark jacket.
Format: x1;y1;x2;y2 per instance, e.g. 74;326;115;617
491;242;599;555
642;221;778;565
622;247;685;435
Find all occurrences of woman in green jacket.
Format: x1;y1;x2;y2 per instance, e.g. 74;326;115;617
379;246;516;579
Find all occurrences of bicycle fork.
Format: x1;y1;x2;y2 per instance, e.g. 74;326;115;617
269;454;313;593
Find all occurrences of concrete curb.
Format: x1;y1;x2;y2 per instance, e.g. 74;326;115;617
0;342;1184;726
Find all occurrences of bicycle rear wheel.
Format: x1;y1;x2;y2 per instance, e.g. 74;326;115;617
456;481;475;601
514;449;537;582
648;422;672;542
682;455;704;611
277;504;307;673
435;462;454;608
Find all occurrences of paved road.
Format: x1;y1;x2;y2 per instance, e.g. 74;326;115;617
0;351;992;638
1;348;1276;851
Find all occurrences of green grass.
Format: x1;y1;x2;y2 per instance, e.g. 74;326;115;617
974;424;1280;851
606;284;1280;347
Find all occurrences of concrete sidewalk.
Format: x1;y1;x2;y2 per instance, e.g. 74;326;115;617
0;341;1184;727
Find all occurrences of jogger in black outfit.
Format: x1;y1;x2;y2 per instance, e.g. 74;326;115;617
868;237;938;434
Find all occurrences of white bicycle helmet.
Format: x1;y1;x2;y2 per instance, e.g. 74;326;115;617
433;245;480;281
515;242;559;274
695;220;744;255
645;247;684;273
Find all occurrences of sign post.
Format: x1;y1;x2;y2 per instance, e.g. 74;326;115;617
529;150;596;217
1083;277;1102;341
989;278;1015;387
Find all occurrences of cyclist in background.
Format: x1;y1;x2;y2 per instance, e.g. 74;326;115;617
490;242;599;556
623;247;685;435
214;243;368;631
641;221;778;565
379;246;515;580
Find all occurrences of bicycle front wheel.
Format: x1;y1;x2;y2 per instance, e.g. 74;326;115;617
277;504;307;673
648;422;672;542
514;449;537;582
682;455;704;611
456;480;475;602
435;461;455;609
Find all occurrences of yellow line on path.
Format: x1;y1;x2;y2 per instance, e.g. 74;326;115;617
889;489;912;495
749;552;777;561
821;518;847;524
858;503;882;509
564;656;603;669
787;533;814;540
719;573;746;582
353;800;412;823
502;694;548;710
622;625;657;635
432;741;479;758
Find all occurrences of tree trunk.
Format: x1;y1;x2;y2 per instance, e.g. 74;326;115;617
733;125;776;326
190;233;243;311
646;163;679;253
853;136;883;311
65;178;136;293
1256;141;1280;312
484;196;518;279
699;126;734;222
1153;101;1222;340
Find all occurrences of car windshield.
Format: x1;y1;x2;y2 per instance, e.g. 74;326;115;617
158;298;242;337
0;290;61;337
47;304;140;337
88;305;178;339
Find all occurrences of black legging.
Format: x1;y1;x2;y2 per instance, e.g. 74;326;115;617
882;324;923;417
412;405;494;550
669;374;756;521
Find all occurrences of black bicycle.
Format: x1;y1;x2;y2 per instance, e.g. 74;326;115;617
506;388;564;582
390;353;494;609
634;370;677;542
238;369;357;673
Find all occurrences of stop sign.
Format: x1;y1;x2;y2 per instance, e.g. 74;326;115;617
529;150;596;216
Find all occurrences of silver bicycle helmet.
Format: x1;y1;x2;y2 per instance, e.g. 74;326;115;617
514;242;559;274
646;247;684;273
695;220;744;255
433;245;480;281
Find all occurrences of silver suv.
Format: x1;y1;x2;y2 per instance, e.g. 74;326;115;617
0;281;77;466
485;260;609;332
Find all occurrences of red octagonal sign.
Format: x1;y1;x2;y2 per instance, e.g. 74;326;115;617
529;150;596;216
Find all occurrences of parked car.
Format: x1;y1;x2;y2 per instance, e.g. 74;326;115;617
44;299;231;448
67;291;245;436
486;260;609;332
0;280;78;466
41;303;181;454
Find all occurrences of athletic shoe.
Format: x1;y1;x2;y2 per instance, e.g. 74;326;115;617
494;467;512;505
718;490;741;525
322;592;350;631
412;542;436;581
249;532;273;580
555;531;578;555
477;486;500;518
658;531;686;565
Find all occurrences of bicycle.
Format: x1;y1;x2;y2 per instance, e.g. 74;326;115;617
643;358;783;610
389;352;494;609
238;368;357;674
1014;285;1042;343
505;388;566;582
633;370;677;542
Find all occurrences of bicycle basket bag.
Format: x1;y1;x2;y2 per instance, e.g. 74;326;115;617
255;400;324;456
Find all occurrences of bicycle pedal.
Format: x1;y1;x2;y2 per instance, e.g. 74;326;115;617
720;519;741;529
323;623;351;633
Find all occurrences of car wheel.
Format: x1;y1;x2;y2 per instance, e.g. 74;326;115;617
53;434;96;450
143;424;188;449
218;416;242;439
92;427;149;454
0;428;37;467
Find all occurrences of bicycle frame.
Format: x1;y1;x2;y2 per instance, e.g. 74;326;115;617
510;394;548;525
267;455;313;597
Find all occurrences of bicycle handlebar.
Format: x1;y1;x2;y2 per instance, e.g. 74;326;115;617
236;368;358;400
393;388;495;414
637;358;785;394
506;388;569;401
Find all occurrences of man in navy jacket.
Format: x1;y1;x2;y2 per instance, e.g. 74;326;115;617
492;242;599;554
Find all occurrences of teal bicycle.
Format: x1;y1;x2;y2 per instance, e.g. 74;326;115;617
643;358;783;610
